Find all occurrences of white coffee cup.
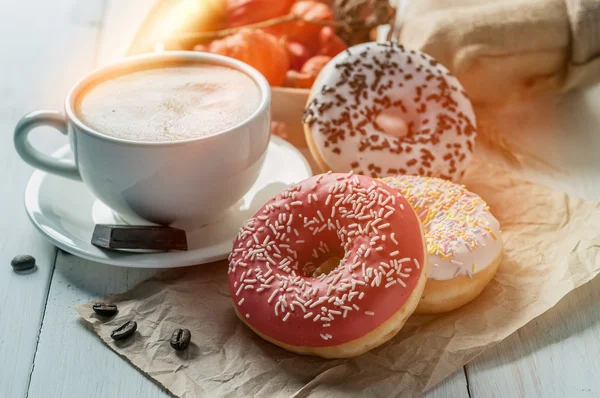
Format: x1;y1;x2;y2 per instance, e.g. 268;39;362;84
14;52;271;226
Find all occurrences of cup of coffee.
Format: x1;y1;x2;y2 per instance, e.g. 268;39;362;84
14;51;271;225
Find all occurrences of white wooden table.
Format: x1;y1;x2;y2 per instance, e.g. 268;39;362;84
2;1;599;397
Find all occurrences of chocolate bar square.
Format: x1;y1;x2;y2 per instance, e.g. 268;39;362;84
92;224;188;251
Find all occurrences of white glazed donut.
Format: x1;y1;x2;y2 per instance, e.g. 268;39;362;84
303;42;477;181
381;175;502;314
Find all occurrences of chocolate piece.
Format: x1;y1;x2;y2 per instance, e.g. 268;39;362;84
91;224;187;251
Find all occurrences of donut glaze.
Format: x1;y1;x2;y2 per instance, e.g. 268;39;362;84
381;175;502;280
303;42;477;181
228;172;426;349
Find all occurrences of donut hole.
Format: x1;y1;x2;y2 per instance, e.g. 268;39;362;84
374;106;408;138
312;255;342;277
301;250;344;278
297;232;346;278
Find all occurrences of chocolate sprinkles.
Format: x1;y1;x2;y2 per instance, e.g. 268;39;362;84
303;42;477;181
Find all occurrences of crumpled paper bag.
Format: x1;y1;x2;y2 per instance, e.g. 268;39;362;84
75;157;600;398
394;0;600;105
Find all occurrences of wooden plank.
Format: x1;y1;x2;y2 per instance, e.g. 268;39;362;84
466;85;600;396
0;0;105;396
24;2;167;395
424;370;470;398
467;274;600;397
27;252;167;397
23;1;171;396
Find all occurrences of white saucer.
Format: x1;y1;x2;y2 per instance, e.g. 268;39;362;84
24;136;312;268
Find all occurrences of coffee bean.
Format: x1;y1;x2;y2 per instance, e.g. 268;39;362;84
92;303;118;317
111;321;137;341
170;328;191;351
11;255;36;271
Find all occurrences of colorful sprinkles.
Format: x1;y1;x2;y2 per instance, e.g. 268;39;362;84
381;175;501;279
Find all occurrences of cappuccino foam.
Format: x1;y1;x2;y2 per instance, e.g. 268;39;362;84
76;64;261;142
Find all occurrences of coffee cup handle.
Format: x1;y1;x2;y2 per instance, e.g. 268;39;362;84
14;110;82;181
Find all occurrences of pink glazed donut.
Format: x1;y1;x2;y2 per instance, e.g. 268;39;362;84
228;172;427;358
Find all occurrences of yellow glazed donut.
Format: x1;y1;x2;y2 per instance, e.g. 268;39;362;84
380;175;502;314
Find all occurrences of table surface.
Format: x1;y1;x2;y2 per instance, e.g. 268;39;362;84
2;1;600;397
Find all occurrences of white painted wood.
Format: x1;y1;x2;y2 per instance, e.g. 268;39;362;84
11;0;599;396
424;370;469;398
466;85;600;397
0;0;104;396
20;1;165;394
467;274;600;398
27;252;166;397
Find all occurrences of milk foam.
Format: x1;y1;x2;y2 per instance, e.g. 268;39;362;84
77;64;261;142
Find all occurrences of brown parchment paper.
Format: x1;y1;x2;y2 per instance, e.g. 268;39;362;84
75;155;600;398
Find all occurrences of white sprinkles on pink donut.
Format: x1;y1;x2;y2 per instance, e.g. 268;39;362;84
303;42;477;181
228;172;425;347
